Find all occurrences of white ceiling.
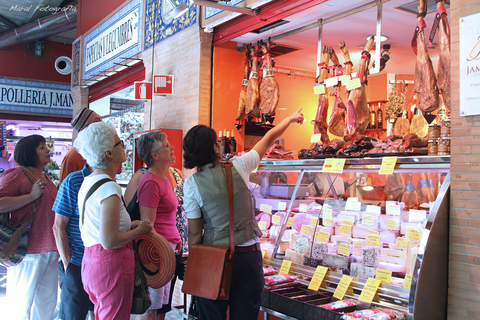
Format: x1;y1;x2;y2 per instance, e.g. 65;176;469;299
229;0;449;76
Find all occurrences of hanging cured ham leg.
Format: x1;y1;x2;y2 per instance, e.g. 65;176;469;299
259;42;280;117
435;0;451;110
312;94;330;145
328;46;346;137
236;60;250;121
344;37;374;141
339;40;353;76
316;46;330;83
246;47;261;118
413;0;439;114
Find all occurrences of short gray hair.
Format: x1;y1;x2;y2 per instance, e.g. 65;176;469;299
74;122;117;170
137;131;167;167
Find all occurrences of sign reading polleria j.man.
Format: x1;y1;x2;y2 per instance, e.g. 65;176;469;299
0;78;73;116
460;12;480;116
83;0;143;81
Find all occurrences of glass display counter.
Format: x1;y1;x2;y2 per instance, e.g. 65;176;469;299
253;156;450;320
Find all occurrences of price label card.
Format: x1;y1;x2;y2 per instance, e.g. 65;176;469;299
315;231;330;242
340;75;351;85
314;85;326;95
322;158;346;173
342;215;355;225
403;274;413;290
260;204;272;214
362;214;375;226
310;218;318;226
325;76;338;87
252;167;258;173
339;224;352;235
287;217;293;227
278;202;287;211
408;229;422;241
358;278;382;303
385;219;398;230
345;200;361;212
272;215;281;226
367;229;380;236
346;77;362;91
376;269;392;284
300;225;311;236
387;205;401;216
366;205;381;215
279;260;292;275
333;275;353;300
262;250;266;259
258;221;267;230
409;209;427;222
323;209;333;226
309;266;328;291
396;237;410;250
379;156;398;175
367;235;381;248
299;204;308;213
337;243;352;256
311;133;322;143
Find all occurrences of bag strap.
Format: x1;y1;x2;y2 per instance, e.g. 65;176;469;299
19;167;41;217
81;178;113;226
221;161;235;259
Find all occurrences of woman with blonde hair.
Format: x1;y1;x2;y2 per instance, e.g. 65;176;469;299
74;122;153;320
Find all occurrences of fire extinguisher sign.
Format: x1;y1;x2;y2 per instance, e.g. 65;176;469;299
153;75;174;95
134;82;152;100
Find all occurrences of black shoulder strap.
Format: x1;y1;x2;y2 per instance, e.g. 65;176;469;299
81;178;113;226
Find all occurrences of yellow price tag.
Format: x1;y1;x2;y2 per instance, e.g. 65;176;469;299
279;260;292;275
346;77;362;91
314;85;326;95
315;231;330;242
300;225;311;236
299;204;308;213
262;250;266;259
396;237;410;250
311;134;322;143
404;274;413;290
408;229;422;242
339;224;352;235
340;75;351;85
375;269;392;284
258;221;267;230
333;275;353;300
367;229;380;236
385;219;397;230
387;205;401;216
252;167;258;173
342;215;355;225
287;217;293;227
337;243;352;256
323;209;332;226
358;278;382;303
310;218;317;226
366;235;381;248
278;202;287;211
362;214;375;226
322;158;346;173
308;266;328;291
272;215;281;226
379;157;398;175
260;204;272;214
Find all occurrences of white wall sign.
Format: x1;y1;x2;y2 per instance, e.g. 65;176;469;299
460;12;480;116
83;0;142;80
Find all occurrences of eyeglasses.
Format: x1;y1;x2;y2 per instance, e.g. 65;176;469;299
113;140;125;148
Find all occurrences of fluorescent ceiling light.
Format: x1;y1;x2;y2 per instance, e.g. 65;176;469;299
366;35;389;42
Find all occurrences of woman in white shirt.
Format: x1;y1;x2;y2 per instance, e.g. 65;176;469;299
183;108;304;320
74;122;153;320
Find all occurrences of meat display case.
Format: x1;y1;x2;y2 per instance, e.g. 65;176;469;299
253;156;450;320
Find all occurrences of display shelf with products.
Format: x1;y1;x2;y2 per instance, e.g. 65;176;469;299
254;157;449;320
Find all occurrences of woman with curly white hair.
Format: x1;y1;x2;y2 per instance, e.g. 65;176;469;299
74;122;153;320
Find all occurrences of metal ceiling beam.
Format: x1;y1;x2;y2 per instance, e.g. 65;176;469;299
193;0;258;16
212;0;328;47
0;14;19;30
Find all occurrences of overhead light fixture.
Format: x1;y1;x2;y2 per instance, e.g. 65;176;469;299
372;44;390;72
165;0;189;20
366;35;389;42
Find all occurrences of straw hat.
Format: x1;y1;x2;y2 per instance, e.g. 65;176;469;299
136;231;175;289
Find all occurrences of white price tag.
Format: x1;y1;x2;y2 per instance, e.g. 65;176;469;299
365;205;381;215
325;77;339;88
278;202;287;211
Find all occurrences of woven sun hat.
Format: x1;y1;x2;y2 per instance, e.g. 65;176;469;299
136;231;175;289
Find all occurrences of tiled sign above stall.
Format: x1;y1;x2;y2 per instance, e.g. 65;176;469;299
0;78;73;116
83;0;143;81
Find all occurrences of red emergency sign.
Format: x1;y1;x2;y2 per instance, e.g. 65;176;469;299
153;75;174;95
134;82;152;100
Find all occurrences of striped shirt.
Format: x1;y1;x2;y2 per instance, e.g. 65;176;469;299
52;165;90;266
